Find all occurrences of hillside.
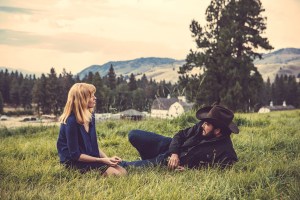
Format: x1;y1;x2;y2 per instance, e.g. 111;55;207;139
78;48;300;83
77;58;200;84
254;48;300;82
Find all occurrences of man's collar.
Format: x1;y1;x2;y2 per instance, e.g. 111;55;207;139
201;135;229;144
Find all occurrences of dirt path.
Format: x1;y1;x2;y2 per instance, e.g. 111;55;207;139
0;116;60;128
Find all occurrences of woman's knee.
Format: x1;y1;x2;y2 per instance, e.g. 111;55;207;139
103;166;127;177
115;165;127;175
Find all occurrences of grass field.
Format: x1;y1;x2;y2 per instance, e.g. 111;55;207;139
1;110;300;200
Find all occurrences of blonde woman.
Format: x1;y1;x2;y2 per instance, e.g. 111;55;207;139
57;83;126;176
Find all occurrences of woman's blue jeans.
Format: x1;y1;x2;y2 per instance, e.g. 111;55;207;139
121;129;172;168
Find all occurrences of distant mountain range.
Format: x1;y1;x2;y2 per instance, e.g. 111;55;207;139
0;58;192;84
1;48;299;83
77;57;193;83
0;67;42;77
78;48;300;83
254;48;300;82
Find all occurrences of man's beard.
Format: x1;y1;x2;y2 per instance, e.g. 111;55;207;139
202;129;216;140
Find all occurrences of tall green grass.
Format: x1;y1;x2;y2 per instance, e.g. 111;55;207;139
1;110;299;199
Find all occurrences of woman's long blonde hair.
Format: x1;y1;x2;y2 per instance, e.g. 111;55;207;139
59;83;96;124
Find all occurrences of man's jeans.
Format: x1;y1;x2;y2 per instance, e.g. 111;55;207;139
120;130;172;168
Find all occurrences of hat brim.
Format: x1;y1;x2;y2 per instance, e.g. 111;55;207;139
196;106;239;134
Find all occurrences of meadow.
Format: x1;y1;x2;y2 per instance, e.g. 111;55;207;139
0;110;299;200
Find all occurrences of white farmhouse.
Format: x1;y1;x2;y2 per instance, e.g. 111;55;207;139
151;95;193;118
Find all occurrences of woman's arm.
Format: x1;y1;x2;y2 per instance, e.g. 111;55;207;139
99;149;108;158
78;154;120;166
65;117;81;161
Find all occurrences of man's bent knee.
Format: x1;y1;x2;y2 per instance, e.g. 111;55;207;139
128;130;140;143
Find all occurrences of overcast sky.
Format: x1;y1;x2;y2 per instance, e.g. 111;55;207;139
1;0;299;74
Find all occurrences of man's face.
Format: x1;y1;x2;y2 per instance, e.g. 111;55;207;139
201;121;216;137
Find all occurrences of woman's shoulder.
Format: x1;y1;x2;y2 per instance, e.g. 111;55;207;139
65;113;78;125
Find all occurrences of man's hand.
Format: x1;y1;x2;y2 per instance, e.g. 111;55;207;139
175;166;185;172
168;153;180;170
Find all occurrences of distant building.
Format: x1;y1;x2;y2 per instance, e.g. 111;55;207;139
0;115;9;121
95;113;112;121
41;114;57;121
151;95;193;118
119;109;145;120
258;101;295;113
95;110;146;121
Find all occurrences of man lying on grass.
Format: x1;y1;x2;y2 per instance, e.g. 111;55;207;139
120;105;239;170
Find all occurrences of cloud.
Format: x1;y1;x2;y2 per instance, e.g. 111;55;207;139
0;29;43;46
0;28;176;57
0;29;98;51
0;6;35;14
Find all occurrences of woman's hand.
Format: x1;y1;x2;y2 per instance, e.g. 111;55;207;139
111;156;122;163
99;156;122;167
168;153;180;170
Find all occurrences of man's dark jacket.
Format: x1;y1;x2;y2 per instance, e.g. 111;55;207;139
168;121;238;168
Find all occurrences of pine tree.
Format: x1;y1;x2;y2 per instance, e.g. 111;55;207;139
272;75;285;105
139;74;148;89
92;72;106;112
132;88;147;111
144;83;156;111
0;91;3;114
46;68;59;114
117;75;126;85
74;75;81;83
58;69;75;113
116;83;130;111
128;73;138;91
107;64;116;90
286;75;298;106
85;72;94;84
0;71;4;103
32;74;48;115
262;77;272;106
102;85;111;113
297;81;300;108
247;71;265;111
19;76;32;109
179;0;273;111
2;69;11;103
9;78;20;108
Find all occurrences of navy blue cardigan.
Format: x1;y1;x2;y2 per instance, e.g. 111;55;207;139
57;113;100;163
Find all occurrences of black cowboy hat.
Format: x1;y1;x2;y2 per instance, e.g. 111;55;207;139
196;105;239;134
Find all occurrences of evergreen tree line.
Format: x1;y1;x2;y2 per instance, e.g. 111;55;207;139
0;65;176;115
179;73;300;112
263;75;300;108
0;65;299;115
